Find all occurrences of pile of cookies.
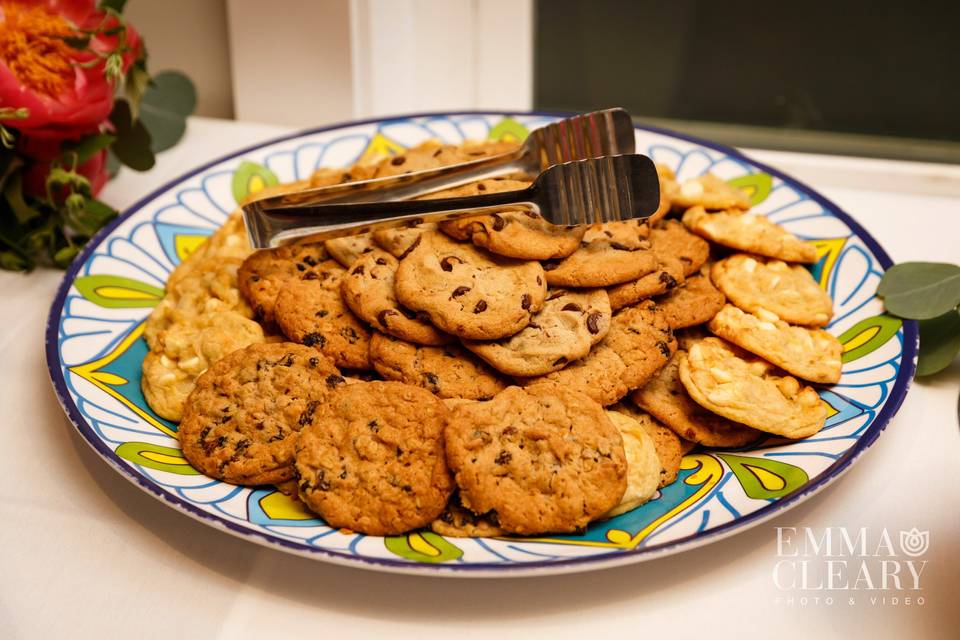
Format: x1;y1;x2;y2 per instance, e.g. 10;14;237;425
142;137;841;537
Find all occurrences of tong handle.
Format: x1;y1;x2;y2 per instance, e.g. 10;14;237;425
266;148;526;208
244;186;538;247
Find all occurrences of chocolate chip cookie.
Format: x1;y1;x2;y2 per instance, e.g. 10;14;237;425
273;260;372;369
294;381;453;535
437;178;585;260
462;288;611;376
325;233;376;267
341;248;451;346
179;342;342;484
541;233;659;288
649;219;711;277
655;273;726;329
445;384;627;534
238;242;330;324
395;231;547;340
521;300;676;406
369;332;507;400
607;255;686;311
372;223;437;258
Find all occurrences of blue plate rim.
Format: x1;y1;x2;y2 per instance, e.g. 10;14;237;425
44;109;918;576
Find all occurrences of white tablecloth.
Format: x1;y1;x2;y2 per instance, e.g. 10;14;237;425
2;117;958;639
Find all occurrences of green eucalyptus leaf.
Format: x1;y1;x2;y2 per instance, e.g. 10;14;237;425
106;149;121;177
63;133;116;165
139;71;196;152
916;308;960;376
877;262;960;320
110;100;155;171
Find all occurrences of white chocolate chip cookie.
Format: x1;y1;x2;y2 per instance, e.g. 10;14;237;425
142;312;265;422
682;207;817;263
679;337;827;439
708;304;842;383
669;173;751;211
166;211;252;291
604;410;661;517
711;254;833;326
145;257;254;351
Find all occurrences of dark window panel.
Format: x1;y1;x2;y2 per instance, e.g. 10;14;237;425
534;0;959;144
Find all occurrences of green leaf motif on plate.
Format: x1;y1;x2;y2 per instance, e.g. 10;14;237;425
488;117;530;142
232;160;279;205
876;262;960;320
727;173;773;207
716;453;808;500
384;531;463;564
836;314;902;363
74;274;164;308
115;442;200;475
917;309;960;376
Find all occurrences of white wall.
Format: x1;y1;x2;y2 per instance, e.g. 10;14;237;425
227;0;356;127
126;0;534;126
126;0;235;118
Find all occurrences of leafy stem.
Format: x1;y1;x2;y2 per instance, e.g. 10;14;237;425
876;262;960;376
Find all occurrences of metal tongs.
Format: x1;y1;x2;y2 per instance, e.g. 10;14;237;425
242;108;660;248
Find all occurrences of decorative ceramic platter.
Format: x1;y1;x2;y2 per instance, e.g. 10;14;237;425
45;111;916;577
